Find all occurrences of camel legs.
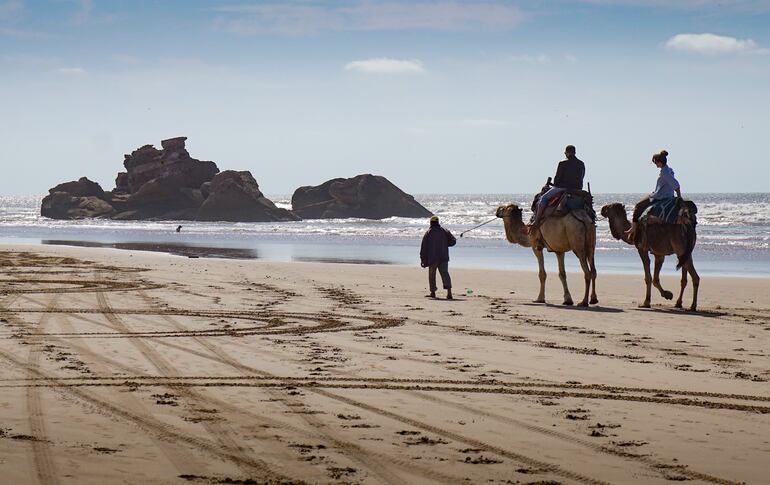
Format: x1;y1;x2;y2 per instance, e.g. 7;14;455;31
639;248;652;308
533;248;546;303
576;253;591;307
687;260;700;311
652;254;674;301
675;266;687;309
556;252;574;306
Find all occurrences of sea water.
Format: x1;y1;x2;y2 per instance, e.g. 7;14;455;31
1;193;768;277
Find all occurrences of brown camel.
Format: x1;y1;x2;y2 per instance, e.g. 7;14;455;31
496;204;597;306
601;203;699;311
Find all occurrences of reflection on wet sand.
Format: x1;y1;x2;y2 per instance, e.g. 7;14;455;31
292;256;394;265
42;240;258;260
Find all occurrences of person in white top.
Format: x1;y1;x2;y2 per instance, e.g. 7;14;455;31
625;150;682;242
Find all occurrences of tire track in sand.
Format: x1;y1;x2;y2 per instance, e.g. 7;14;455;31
94;287;283;481
25;294;62;485
135;290;436;485
0;346;294;482
75;304;760;483
135;294;601;485
44;305;210;478
1;256;76;484
411;392;740;485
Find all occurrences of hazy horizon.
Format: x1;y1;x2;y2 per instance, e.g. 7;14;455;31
2;0;769;196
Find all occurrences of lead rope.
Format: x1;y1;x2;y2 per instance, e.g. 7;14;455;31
459;217;498;237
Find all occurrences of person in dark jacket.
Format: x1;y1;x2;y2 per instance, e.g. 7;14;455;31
529;145;586;228
420;215;456;299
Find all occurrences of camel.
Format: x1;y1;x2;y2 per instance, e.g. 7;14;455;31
496;204;597;307
601;203;699;311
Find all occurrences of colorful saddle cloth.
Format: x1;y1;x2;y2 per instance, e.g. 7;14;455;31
641;197;698;225
531;189;596;224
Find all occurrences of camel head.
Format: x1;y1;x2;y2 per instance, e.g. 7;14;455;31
496;204;523;222
600;202;626;220
601;203;631;241
496;204;529;245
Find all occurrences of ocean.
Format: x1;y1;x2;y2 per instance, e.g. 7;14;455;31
1;193;768;277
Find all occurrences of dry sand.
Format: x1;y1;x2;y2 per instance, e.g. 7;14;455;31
0;243;768;484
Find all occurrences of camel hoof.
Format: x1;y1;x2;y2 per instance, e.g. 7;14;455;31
577;301;588;307
663;291;674;300
562;300;574;306
533;298;546;304
590;297;599;305
689;305;697;312
638;303;651;309
674;301;683;309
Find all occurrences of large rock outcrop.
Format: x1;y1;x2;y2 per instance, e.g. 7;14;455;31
41;137;292;222
47;177;107;200
291;174;432;219
197;171;299;222
112;136;219;219
41;177;115;219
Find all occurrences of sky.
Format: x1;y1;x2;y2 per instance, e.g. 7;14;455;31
1;0;769;196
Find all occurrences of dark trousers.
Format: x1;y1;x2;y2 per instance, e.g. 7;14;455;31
428;261;452;292
632;197;653;223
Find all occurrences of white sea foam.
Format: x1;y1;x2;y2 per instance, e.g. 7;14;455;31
1;194;768;253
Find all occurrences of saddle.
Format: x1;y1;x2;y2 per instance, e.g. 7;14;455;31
641;198;698;227
531;187;596;224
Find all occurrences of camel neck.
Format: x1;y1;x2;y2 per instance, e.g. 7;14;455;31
609;215;633;245
504;219;531;247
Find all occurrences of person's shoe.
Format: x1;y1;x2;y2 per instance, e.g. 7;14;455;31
426;292;436;298
446;290;453;300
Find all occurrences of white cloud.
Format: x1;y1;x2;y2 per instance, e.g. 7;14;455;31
0;0;22;19
111;54;141;65
212;2;526;35
462;119;508;127
581;0;770;12
510;54;550;64
72;0;93;25
345;58;424;74
665;33;767;55
0;27;48;39
57;67;87;75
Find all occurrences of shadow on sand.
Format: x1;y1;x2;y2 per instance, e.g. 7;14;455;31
522;302;624;313
632;307;722;318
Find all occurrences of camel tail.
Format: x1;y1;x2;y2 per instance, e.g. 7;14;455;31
676;222;697;270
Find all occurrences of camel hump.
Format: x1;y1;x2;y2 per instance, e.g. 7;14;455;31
641;198;698;226
534;190;596;225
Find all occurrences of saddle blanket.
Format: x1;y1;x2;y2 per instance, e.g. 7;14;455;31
641;197;697;225
531;189;596;224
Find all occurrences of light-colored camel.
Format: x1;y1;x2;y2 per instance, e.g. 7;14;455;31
601;203;699;311
496;204;597;306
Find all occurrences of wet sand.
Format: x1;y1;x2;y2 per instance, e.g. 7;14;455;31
0;243;768;484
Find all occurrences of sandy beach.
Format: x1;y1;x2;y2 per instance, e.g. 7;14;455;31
0;243;768;484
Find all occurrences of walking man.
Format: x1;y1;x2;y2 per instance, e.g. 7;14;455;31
420;215;456;299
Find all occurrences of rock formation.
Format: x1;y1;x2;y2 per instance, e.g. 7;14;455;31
41;177;114;219
42;140;434;222
197;171;299;222
41;137;292;222
291;174;432;219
